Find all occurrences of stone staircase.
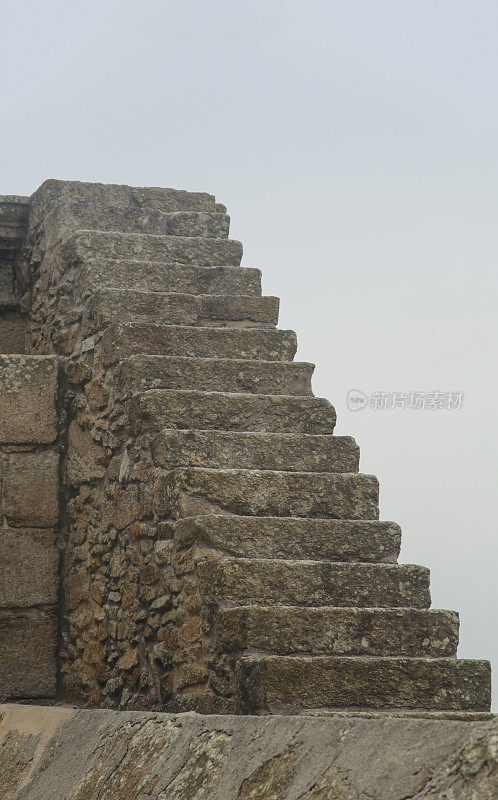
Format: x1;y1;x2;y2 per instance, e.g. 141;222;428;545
1;179;490;716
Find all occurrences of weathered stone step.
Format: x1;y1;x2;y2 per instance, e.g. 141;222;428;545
60;230;242;268
216;607;459;657
101;323;295;365
116;355;314;397
154;468;377;519
195;558;429;608
237;655;491;713
82;289;279;335
152;430;359;472
75;259;261;298
175;516;401;563
30;179;223;227
132;390;336;435
43;203;230;249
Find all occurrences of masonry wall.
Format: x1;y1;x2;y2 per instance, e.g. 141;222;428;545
0;355;59;699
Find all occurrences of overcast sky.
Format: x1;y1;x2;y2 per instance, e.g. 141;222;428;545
2;1;497;709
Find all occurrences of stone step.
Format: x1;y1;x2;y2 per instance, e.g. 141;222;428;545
195;558;429;608
60;230;242;268
115;355;314;397
75;260;261;298
30;179;223;227
216;607;459;657
43;203;230;249
236;655;491;713
154;468;377;519
101;323;295;365
82;289;279;335
131;390;336;435
152;430;359;472
174;515;401;563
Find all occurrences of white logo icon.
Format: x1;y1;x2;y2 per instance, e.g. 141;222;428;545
347;390;368;411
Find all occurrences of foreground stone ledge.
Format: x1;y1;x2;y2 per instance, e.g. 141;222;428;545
0;704;496;799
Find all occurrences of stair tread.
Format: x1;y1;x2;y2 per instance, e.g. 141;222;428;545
132;389;336;435
175;515;401;562
152;429;359;472
101;322;297;364
154;468;377;519
61;229;243;267
195;557;429;608
237;654;491;713
215;606;459;657
83;289;280;334
116;355;314;396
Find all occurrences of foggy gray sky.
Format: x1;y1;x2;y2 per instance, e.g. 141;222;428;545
2;1;497;708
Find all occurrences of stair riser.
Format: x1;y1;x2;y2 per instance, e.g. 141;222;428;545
175;516;401;563
216;608;459;657
61;230;243;267
101;324;297;366
237;657;492;713
152;430;359;473
154;469;377;519
82;291;279;335
74;261;262;298
116;356;314;397
44;205;230;249
133;392;336;435
196;559;429;608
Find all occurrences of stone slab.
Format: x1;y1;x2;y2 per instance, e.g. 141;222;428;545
0;704;496;799
116;355;314;397
2;451;59;527
175;515;401;562
0;610;57;699
0;355;58;442
29;179;220;226
0;528;58;607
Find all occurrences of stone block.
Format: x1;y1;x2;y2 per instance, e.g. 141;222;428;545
0;355;58;442
0;529;58;607
0;314;28;355
0;609;57;698
2;451;59;527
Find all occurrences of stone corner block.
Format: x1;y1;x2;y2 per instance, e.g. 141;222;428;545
2;451;59;527
0;355;58;443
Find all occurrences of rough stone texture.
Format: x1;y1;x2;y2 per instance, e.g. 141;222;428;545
42;203;230;249
81;290;279;336
13;178;490;714
2;451;59;527
195;558;430;608
215;607;460;657
59;230;243;268
29;179;221;226
175;515;401;562
116;355;315;396
0;315;28;354
238;655;492;713
153;468;378;519
0;356;58;443
101;322;297;364
0;611;57;698
133;390;337;434
0;705;497;800
152;429;359;472
0;529;58;607
73;259;262;297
